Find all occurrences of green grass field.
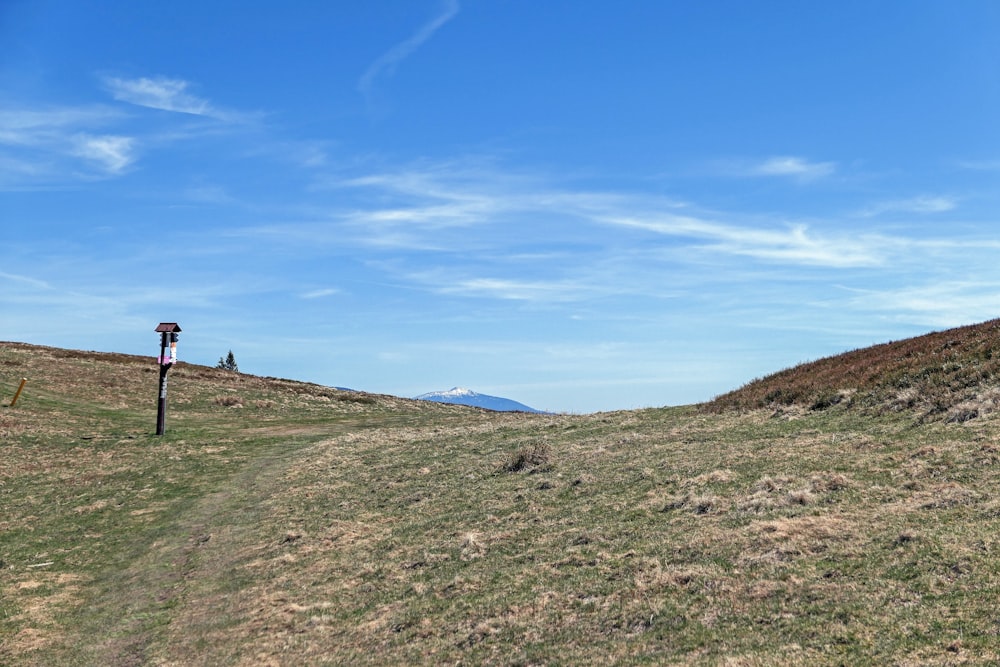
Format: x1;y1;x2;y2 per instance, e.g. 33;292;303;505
3;340;1000;665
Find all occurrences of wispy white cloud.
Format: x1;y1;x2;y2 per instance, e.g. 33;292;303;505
749;155;836;180
358;0;460;97
0;107;122;145
101;75;257;124
300;287;341;299
71;134;135;173
956;158;1000;171
0;106;134;183
324;166;517;247
0;107;128;172
352;201;493;228
244;140;330;168
0;271;52;289
600;213;883;268
436;276;586;301
330;163;883;269
0;154;50;182
102;76;214;116
844;280;1000;329
859;195;957;216
1;74;257;186
179;184;240;206
233;160;1000;320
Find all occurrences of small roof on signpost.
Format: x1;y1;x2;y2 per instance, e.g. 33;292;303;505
155;323;182;333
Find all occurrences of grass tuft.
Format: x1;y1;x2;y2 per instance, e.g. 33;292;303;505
213;395;242;407
497;442;552;473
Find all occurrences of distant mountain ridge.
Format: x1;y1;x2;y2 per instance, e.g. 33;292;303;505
415;387;547;413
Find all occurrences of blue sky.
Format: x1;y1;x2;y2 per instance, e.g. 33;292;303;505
4;1;1000;413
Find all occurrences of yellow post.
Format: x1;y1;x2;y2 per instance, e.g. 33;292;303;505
10;378;27;407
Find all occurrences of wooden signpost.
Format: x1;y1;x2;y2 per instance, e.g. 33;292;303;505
154;322;181;435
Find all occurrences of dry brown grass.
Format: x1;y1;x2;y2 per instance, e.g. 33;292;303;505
6;340;1000;664
706;318;1000;421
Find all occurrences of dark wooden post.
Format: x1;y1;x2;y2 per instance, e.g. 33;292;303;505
156;331;169;435
154;323;181;435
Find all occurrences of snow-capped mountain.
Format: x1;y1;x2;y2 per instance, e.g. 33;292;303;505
414;387;546;413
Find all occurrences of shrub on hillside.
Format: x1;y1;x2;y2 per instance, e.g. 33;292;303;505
499;442;551;473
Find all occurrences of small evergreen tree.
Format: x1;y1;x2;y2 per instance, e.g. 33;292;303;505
216;350;239;372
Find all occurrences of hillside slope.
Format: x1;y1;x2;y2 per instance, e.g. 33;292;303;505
4;341;1000;665
706;318;1000;422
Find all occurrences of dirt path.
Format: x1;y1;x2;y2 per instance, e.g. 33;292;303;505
41;430;344;667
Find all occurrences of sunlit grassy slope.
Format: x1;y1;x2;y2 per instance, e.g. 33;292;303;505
3;333;1000;665
707;318;1000;422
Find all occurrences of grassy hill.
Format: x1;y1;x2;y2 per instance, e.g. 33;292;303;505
707;318;1000;422
3;335;1000;665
